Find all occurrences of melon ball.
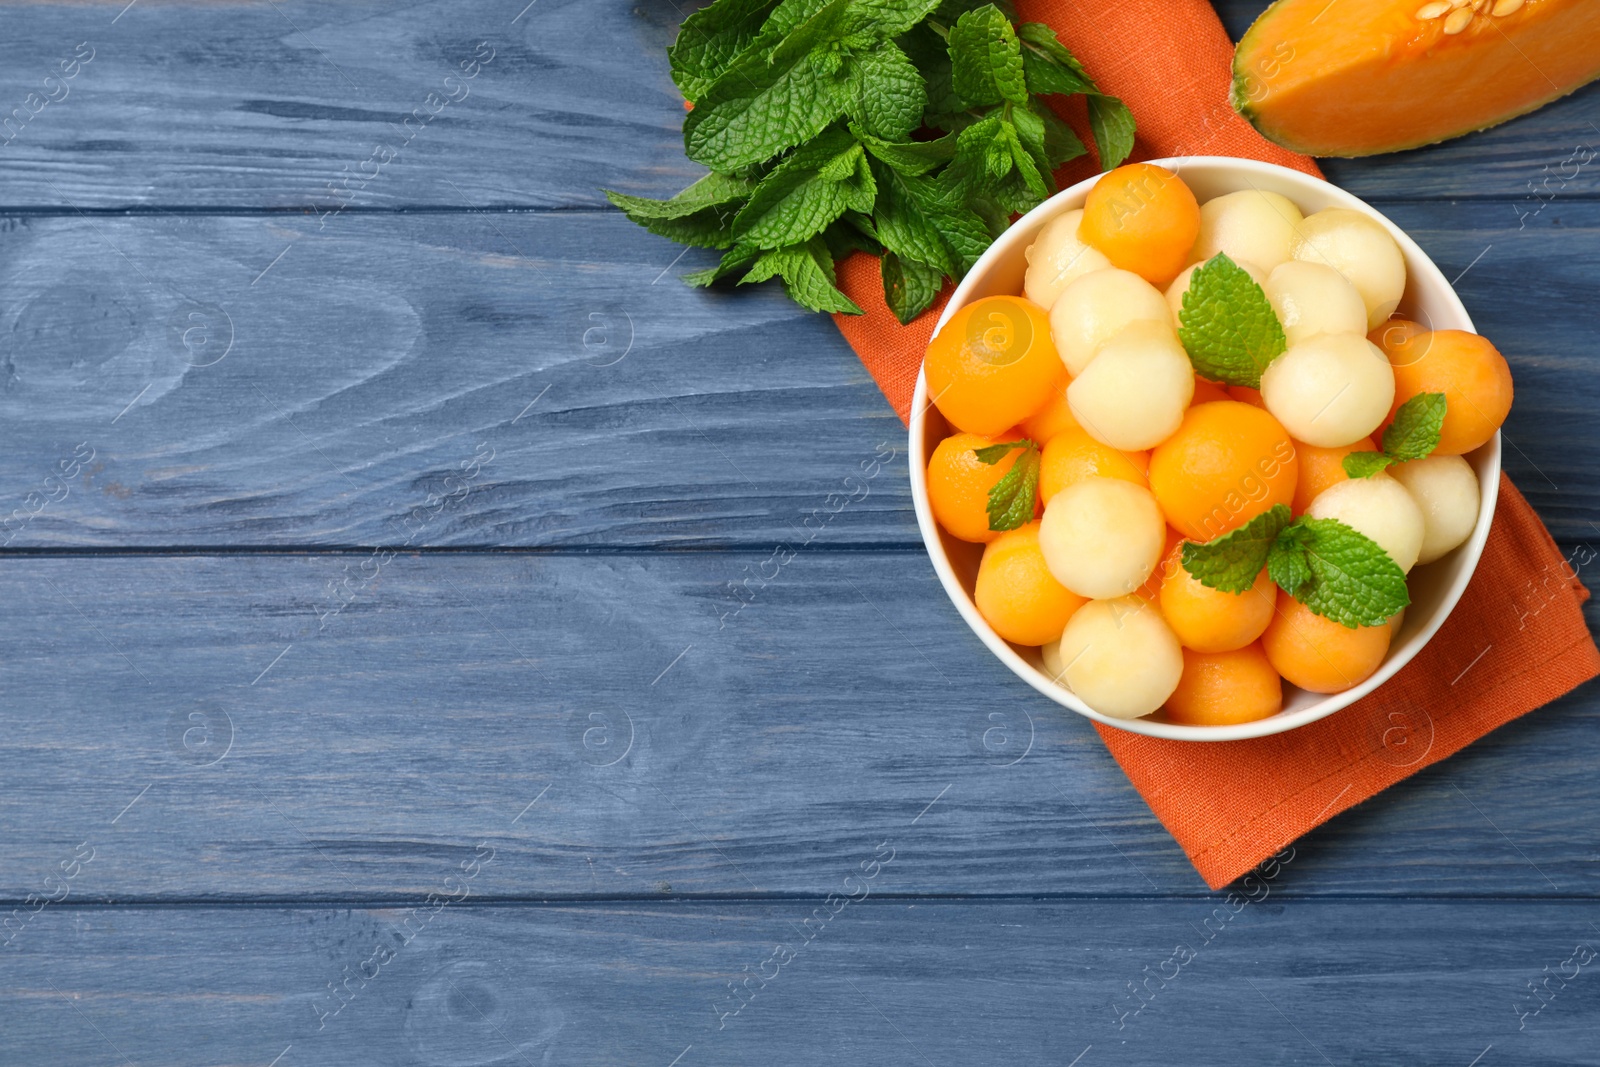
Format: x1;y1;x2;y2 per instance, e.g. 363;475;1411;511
1389;454;1481;565
1024;209;1113;311
1260;333;1395;448
1040;635;1069;687
1264;260;1369;347
1306;473;1426;574
1039;476;1167;600
1165;258;1269;326
1290;208;1407;330
1191;190;1304;272
1048;268;1172;376
1054;596;1184;719
1067;321;1194;451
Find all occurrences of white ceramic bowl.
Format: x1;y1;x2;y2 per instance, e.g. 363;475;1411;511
909;157;1501;741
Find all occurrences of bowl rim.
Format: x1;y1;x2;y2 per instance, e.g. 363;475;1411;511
908;155;1502;741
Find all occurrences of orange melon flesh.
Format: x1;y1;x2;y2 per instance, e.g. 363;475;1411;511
1235;0;1600;157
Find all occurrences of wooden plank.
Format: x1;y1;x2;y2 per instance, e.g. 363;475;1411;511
0;0;695;210
0;201;1593;546
0;552;1595;901
0;208;910;548
3;900;1597;1064
0;0;1591;210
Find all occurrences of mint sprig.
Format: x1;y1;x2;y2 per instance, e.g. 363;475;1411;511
1179;505;1291;594
1177;253;1288;389
1182;503;1410;628
609;0;1134;323
1342;393;1448;479
974;438;1038;532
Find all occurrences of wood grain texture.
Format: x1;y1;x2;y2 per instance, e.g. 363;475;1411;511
0;0;1591;211
0;553;1594;901
4;901;1598;1066
0;202;1594;546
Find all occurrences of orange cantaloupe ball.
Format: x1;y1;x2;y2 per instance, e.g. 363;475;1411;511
1158;540;1276;652
1381;328;1513;456
1191;377;1232;406
925;296;1063;436
1261;592;1392;694
1020;382;1078;444
1147;401;1298;543
1228;385;1268;409
1135;527;1186;603
975;522;1088;646
1078;163;1201;287
1038;425;1149;503
926;430;1027;544
1163;643;1284;726
1292;435;1377;515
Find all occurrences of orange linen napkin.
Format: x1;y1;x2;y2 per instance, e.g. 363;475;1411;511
832;0;1600;888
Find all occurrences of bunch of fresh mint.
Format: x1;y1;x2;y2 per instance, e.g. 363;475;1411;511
605;0;1133;323
1182;504;1411;629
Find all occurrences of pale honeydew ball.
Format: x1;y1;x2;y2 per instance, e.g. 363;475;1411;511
1024;209;1113;310
1165;258;1269;326
1191;190;1304;271
1389;454;1481;565
1067;321;1194;451
1260;333;1395;448
1290;208;1407;330
1040;636;1069;688
1307;473;1426;574
1048;267;1172;376
1264;260;1370;347
1054;596;1184;719
1039;476;1167;600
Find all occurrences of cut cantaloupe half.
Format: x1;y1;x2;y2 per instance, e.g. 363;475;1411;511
1234;0;1600;157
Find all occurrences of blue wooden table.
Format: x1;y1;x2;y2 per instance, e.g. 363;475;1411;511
1;1;1597;1062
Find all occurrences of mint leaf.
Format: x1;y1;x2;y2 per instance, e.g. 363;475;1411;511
733;129;873;248
1035;103;1087;168
1285;517;1410;628
604;172;755;220
872;162;989;279
847;0;943;38
1015;23;1094;96
682;243;764;287
1086;94;1136;169
974;438;1035;464
854;127;956;175
670;0;780;101
882;251;942;324
1382;392;1448;462
1341;450;1395;480
847;40;926;141
1342;392;1448;478
948;4;1027;108
1178;253;1288;389
974;439;1039;531
1180;504;1290;594
605;173;754;248
684;0;855;172
1003;119;1048;200
741;236;863;313
605;197;743;249
1007;106;1055;197
1266;525;1314;598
